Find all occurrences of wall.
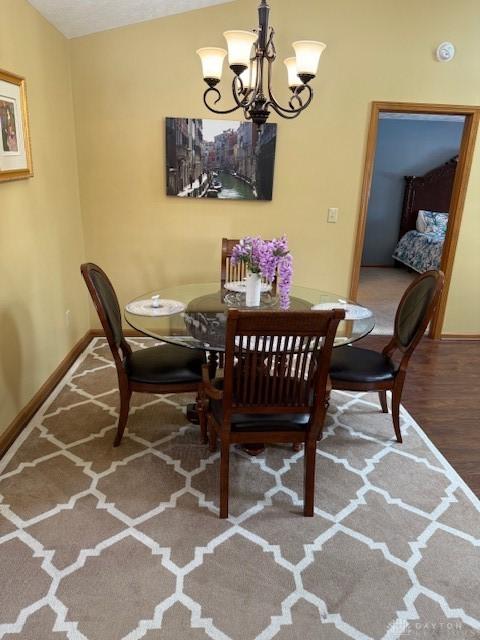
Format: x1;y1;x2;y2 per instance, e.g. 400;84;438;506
362;118;464;266
0;0;89;437
70;0;480;336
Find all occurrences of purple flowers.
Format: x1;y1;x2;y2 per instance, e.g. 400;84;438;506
231;235;293;309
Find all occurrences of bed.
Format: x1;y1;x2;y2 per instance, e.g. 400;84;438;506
392;156;457;272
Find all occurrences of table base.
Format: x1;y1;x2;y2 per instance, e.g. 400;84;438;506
186;403;200;424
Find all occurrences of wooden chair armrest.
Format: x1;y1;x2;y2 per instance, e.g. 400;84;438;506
201;364;223;400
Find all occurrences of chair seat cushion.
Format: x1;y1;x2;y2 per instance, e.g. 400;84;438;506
210;382;309;432
329;346;398;383
125;344;204;385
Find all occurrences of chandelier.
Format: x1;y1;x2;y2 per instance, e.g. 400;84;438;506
196;0;325;126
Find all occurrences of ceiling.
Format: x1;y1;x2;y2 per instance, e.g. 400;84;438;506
27;0;234;39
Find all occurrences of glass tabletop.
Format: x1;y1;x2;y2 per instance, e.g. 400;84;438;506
124;282;375;351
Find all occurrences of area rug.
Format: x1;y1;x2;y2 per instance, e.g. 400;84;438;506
0;338;479;640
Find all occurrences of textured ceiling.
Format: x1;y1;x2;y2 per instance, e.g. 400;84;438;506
27;0;234;38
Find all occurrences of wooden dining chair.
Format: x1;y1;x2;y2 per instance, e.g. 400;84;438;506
199;308;345;518
329;270;444;443
81;263;205;446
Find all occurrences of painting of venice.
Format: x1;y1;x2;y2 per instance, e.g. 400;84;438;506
166;117;277;200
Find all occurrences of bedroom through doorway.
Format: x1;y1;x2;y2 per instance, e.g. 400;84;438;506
350;102;479;338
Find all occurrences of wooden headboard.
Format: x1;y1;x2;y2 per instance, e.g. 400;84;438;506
399;156;458;239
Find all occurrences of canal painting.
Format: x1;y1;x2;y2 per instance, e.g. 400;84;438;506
166;117;277;200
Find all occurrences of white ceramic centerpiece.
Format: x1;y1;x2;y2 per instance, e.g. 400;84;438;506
245;271;262;307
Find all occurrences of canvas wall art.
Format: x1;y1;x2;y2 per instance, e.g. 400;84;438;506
166;117;276;200
0;69;33;182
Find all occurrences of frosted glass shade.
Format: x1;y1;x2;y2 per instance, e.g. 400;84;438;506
239;62;258;90
223;30;257;72
196;47;227;82
284;57;302;88
292;40;326;78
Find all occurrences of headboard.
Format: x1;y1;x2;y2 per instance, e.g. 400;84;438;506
399;156;458;239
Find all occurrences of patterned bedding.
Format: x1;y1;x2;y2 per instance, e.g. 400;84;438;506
392;229;444;273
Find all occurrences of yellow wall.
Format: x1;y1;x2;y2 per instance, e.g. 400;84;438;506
0;0;89;436
70;0;480;334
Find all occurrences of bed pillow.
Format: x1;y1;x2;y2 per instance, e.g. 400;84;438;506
416;210;428;232
417;210;448;235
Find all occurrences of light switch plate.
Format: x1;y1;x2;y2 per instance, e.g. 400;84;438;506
328;208;338;223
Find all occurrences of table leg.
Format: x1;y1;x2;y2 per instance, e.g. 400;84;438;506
208;351;219;379
186;403;200;424
186;351;219;425
241;443;265;456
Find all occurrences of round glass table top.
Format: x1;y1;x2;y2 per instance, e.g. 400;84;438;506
124;282;375;351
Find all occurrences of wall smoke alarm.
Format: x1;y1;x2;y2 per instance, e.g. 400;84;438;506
436;42;455;62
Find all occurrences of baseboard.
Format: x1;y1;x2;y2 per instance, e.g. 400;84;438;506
0;330;94;460
441;333;480;341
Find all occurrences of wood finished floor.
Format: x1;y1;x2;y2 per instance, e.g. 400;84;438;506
361;335;480;498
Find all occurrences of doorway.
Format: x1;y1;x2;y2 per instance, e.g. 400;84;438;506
350;102;479;338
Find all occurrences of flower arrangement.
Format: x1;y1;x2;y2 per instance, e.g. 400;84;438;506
230;235;293;308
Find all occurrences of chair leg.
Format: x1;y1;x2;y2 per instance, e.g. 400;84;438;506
303;440;317;517
379;390;388;413
114;388;131;447
208;418;218;452
391;384;403;444
197;393;208;445
219;436;230;519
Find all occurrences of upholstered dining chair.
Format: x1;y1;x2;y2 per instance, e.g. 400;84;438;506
329;270;444;443
200;308;345;518
81;263;205;447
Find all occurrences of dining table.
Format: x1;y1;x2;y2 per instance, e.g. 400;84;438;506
124;282;375;437
125;281;375;352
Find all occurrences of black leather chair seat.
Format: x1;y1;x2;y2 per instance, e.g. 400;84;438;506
330;346;398;383
210;380;310;431
125;344;203;385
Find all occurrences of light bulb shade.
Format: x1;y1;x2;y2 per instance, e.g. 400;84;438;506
284;57;302;88
196;47;227;83
239;62;257;90
223;30;257;73
292;40;326;78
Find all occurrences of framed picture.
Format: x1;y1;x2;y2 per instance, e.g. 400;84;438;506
166;117;277;200
0;69;33;182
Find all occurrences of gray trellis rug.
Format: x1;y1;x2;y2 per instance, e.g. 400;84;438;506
0;338;479;640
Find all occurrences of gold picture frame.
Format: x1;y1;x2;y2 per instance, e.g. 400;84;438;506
0;68;33;182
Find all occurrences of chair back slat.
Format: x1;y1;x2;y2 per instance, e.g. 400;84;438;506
394;270;444;352
222;310;344;418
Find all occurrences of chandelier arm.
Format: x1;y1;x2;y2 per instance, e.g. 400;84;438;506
267;101;303;119
203;86;245;115
265;56;314;116
288;86;314;111
234;68;261;111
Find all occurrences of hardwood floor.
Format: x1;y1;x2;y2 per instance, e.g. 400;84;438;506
361;335;480;498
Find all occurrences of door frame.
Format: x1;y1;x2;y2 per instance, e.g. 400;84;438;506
349;101;480;339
